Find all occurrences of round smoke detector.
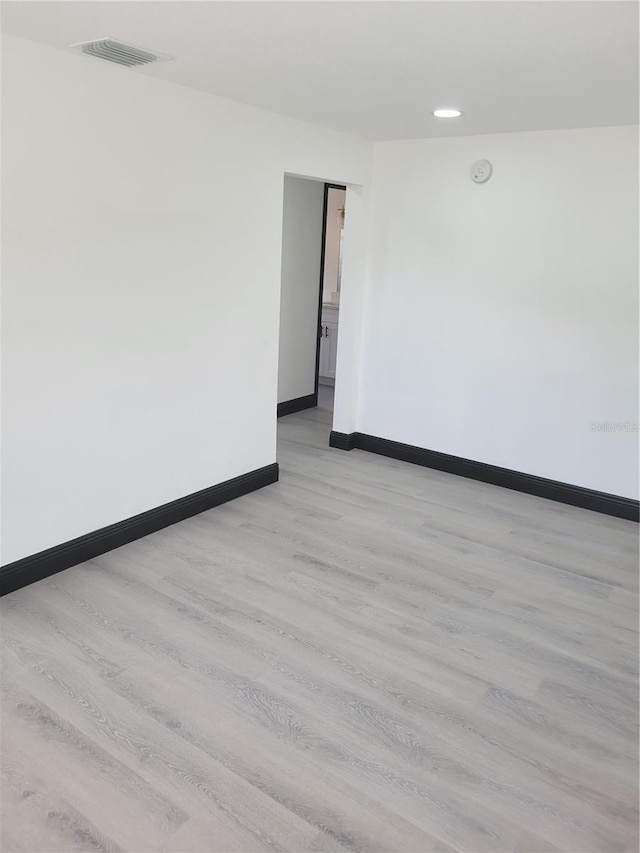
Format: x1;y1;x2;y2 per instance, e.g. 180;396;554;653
471;160;492;183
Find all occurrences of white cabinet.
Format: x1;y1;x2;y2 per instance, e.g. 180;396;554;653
319;305;339;383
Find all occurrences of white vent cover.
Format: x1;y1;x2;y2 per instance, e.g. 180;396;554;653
70;39;172;68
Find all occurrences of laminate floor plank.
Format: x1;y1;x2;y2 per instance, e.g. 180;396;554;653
1;629;321;853
1;739;124;853
2;388;638;852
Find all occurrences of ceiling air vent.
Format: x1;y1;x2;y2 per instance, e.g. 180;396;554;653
70;39;172;68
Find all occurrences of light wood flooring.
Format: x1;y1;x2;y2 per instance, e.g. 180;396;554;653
1;388;638;852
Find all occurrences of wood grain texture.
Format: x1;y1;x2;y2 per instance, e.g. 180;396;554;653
2;386;638;852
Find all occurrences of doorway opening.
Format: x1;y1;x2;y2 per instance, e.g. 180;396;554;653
276;177;346;433
317;183;346;423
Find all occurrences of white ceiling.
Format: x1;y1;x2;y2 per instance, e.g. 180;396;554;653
1;1;637;140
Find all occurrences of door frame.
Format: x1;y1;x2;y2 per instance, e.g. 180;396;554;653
277;180;346;418
313;182;346;399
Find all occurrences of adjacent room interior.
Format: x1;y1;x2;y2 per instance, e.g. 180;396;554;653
1;2;638;852
318;185;346;398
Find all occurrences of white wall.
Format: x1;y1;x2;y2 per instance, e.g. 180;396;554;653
356;126;638;498
0;34;372;564
4;35;635;568
322;187;346;303
277;176;324;404
333;184;372;436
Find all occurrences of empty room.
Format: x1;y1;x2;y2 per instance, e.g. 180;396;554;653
1;2;638;852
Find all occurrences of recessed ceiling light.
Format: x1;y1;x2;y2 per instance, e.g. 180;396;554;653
433;109;463;118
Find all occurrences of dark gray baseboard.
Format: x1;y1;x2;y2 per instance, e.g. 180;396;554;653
329;430;358;451
329;431;638;522
0;463;279;597
277;394;317;418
